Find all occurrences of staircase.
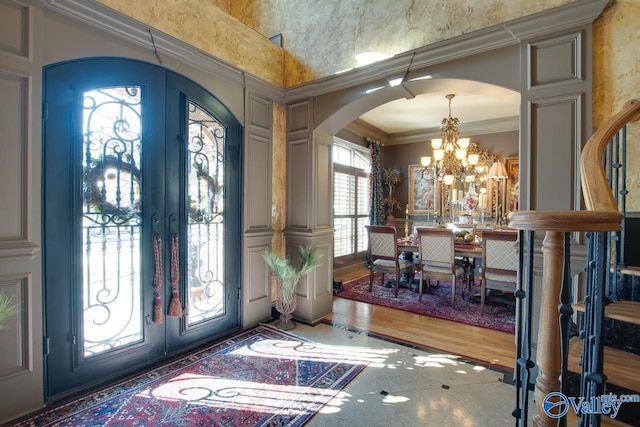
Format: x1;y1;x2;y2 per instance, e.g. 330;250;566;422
569;106;640;426
508;100;640;426
571;297;640;425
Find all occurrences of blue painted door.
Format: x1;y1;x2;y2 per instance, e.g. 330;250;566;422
43;58;242;399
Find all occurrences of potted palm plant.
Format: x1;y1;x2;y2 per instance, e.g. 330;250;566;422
263;245;322;330
0;292;17;330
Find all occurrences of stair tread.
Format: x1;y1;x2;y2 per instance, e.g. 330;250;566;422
619;265;640;277
569;337;640;392
573;300;640;326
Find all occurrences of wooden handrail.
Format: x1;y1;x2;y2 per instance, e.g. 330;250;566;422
581;100;640;211
508;210;622;232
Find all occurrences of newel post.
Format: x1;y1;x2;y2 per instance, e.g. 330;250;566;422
533;230;565;426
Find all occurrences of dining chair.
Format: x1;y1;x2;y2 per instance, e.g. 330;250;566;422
480;230;519;314
417;228;465;307
365;225;414;298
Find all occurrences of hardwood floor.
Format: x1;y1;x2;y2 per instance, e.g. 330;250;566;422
328;267;516;371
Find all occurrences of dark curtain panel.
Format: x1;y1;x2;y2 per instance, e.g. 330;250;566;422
368;138;385;225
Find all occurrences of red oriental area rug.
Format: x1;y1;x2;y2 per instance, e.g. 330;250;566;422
12;325;367;427
337;273;515;334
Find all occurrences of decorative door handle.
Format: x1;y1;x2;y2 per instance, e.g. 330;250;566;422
168;232;183;317
152;233;163;323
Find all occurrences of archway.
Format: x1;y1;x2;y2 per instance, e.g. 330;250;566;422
283;0;604;325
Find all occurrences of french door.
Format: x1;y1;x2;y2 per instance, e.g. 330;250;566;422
43;58;241;399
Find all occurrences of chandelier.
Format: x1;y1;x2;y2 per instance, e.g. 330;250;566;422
420;94;480;186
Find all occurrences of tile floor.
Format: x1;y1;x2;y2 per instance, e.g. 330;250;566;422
286;322;531;427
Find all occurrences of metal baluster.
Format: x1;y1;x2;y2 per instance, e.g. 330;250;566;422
580;231;595;426
580;231;608;426
606;136;613;189
603;136;617;301
579;232;594;426
513;230;535;426
613;126;628;302
608;127;627;301
558;232;573;427
619;126;627;269
609;133;619;300
512;229;524;425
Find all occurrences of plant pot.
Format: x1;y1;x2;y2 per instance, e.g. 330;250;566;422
274;279;298;330
385;214;395;225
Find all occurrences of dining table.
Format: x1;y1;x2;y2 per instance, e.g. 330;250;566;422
395;237;483;292
396;237;483;257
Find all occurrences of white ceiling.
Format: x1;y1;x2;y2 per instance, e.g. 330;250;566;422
357;87;521;136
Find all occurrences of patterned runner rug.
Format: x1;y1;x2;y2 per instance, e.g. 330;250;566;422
12;325;368;427
336;273;515;334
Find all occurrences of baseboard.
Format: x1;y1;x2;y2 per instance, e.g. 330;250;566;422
333;260;367;278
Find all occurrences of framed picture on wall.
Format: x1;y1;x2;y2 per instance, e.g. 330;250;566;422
505;156;519;211
408;165;436;214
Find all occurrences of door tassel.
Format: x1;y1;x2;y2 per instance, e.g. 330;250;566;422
153;234;163;323
168;233;183;317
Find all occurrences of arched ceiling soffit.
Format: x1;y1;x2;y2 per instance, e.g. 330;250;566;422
315;78;520;138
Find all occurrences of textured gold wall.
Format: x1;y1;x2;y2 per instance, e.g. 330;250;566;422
271;104;287;292
206;0;229;14
272;104;287;258
593;1;640;211
96;0;283;87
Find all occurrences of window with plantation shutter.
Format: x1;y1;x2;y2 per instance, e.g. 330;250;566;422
333;140;370;262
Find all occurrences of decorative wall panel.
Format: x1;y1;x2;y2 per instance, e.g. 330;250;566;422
244;93;272;232
245;134;271;229
288;101;310;134
248;94;271;130
0;273;30;379
288;139;310;228
285;230;334;324
242;234;273;327
530;95;580;211
315;134;332;229
529;33;582;88
0;71;37;259
0;1;29;58
0;2;43;421
245;239;270;304
312;240;333;300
